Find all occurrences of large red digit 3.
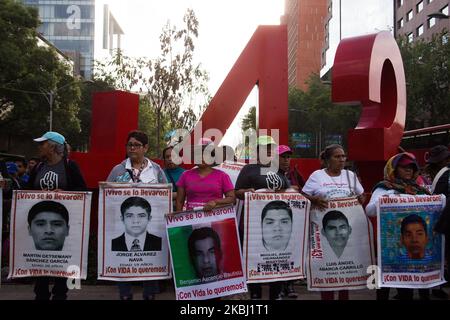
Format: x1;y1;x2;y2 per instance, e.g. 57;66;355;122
332;31;406;190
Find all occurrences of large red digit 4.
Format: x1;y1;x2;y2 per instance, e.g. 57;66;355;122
332;31;406;190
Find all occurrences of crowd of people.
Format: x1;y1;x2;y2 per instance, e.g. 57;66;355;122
1;129;449;301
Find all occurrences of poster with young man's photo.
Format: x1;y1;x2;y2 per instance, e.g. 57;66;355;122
244;192;310;283
8;190;92;279
377;194;446;288
166;205;247;300
307;197;375;291
98;183;172;281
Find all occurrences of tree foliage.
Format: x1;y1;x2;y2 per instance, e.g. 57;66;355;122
95;9;210;155
241;106;256;132
0;0;82;141
398;31;450;129
288;74;360;157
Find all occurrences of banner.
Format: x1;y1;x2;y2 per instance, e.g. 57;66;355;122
244;192;309;283
98;183;172;281
307;197;375;291
216;161;244;187
166;205;246;300
377;194;446;288
8;190;91;279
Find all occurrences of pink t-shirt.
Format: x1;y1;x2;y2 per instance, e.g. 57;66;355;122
177;168;234;210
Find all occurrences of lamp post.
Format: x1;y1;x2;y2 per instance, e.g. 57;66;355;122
40;80;93;131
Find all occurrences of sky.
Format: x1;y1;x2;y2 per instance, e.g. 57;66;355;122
100;0;285;148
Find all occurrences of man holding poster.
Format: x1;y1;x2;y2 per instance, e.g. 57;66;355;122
166;205;246;300
21;131;88;301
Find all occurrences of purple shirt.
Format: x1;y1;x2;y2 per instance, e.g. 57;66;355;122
177;168;234;210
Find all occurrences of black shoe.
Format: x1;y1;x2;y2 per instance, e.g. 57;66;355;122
120;295;133;300
250;292;262;300
143;294;155;300
432;288;449;300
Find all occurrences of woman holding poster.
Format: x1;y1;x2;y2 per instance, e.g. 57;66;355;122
26;131;87;300
175;138;235;212
302;144;364;300
107;130;168;300
366;152;434;300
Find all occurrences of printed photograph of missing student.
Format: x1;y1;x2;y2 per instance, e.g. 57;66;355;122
261;201;293;251
321;210;352;259
111;196;162;252
188;227;223;282
27;200;69;251
380;211;442;273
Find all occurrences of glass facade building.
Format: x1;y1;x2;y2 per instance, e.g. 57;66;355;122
22;0;95;78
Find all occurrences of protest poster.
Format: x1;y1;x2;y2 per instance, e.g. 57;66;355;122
216;161;244;187
8;190;91;279
98;183;172;281
244;192;309;283
377;194;446;288
166;205;246;300
307;197;374;291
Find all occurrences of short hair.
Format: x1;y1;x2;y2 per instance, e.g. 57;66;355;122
322;210;349;229
261;201;293;223
320;144;344;161
120;197;152;217
127;130;149;146
29;157;40;163
188;227;222;259
401;214;427;235
27;201;69;226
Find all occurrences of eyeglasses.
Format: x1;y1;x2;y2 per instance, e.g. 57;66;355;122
126;143;144;149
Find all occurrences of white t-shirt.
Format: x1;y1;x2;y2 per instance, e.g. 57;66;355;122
302;169;364;200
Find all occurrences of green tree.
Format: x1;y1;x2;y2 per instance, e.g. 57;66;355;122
288;74;360;157
398;31;450;129
241;106;256;132
0;0;82;140
95;9;210;155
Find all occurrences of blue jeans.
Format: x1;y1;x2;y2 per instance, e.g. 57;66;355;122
117;281;159;299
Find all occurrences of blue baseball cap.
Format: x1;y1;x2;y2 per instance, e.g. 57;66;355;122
33;131;65;145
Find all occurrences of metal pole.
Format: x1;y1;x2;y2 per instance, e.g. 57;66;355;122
49;91;53;131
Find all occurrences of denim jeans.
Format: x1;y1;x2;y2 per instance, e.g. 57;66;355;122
117;281;159;299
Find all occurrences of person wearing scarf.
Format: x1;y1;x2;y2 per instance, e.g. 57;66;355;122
366;152;431;300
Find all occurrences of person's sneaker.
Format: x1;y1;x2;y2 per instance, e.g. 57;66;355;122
143;294;155;300
285;283;298;298
432;288;449;300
